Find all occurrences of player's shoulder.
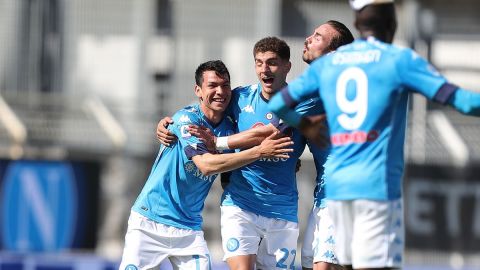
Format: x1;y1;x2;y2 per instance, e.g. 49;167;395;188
172;104;203;125
233;84;259;96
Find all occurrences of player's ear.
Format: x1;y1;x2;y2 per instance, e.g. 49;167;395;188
286;61;292;73
194;84;202;98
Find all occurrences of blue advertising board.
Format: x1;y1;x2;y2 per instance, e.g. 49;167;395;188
0;159;100;251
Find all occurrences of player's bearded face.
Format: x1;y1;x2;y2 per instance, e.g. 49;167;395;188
195;70;231;113
303;24;336;64
254;51;291;98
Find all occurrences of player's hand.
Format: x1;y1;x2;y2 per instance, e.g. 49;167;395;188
257;131;294;159
187;125;216;153
253;123;280;136
156;116;177;146
298;114;329;149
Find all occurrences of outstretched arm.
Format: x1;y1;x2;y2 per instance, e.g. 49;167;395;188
447;88;480;116
192;132;293;176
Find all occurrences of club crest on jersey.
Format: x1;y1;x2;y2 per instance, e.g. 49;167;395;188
180;125;191;138
266;112;273;120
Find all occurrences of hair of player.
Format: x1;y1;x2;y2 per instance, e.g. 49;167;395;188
195;60;231;86
253;36;290;61
355;3;397;43
325;20;355;51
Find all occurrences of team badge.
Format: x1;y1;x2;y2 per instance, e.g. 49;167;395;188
125;264;138;270
266;113;273;120
226;238;240;252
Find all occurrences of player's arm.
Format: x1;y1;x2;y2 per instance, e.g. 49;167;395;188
188;123;279;151
400;50;480;116
269;86;329;148
445;87;480;116
191;132;294;176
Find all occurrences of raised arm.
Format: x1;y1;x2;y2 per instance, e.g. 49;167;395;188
191;132;293;176
446;87;480;116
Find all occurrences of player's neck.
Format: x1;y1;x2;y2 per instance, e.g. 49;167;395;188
200;105;223;125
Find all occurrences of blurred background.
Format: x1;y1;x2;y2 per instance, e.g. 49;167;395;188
0;0;479;269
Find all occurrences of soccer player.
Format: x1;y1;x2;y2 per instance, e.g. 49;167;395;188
269;1;480;269
118;60;294;270
299;20;354;270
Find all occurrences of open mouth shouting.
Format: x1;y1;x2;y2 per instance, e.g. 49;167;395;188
262;76;275;87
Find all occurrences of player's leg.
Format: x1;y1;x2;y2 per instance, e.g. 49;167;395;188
255;216;299;270
351;199;404;270
312;207;341;270
221;205;261;270
118;211;168;270
169;227;212;270
327;200;354;270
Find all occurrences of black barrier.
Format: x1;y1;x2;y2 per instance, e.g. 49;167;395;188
0;159;100;251
404;164;480;252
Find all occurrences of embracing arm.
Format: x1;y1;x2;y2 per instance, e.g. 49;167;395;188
191;133;293;176
188;123;280;151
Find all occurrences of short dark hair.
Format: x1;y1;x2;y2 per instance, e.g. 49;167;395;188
253;37;290;61
326;20;355;51
355;3;397;42
195;60;230;86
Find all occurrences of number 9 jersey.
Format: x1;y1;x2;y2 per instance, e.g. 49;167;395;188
283;37;453;201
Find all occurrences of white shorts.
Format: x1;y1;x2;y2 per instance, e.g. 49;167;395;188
301;206;338;268
119;211;211;270
220;205;299;269
328;199;404;268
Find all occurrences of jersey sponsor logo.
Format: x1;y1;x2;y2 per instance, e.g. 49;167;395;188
241;105;254;113
179;114;191;123
258;157;288;162
125;264;138;270
331;130;379;146
180;125;191;138
184;161;216;182
226;238;240;252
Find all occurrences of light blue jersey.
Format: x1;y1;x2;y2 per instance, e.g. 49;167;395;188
132;104;235;230
270;37;461;201
300;100;330;208
221;84;321;222
307;142;329;208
